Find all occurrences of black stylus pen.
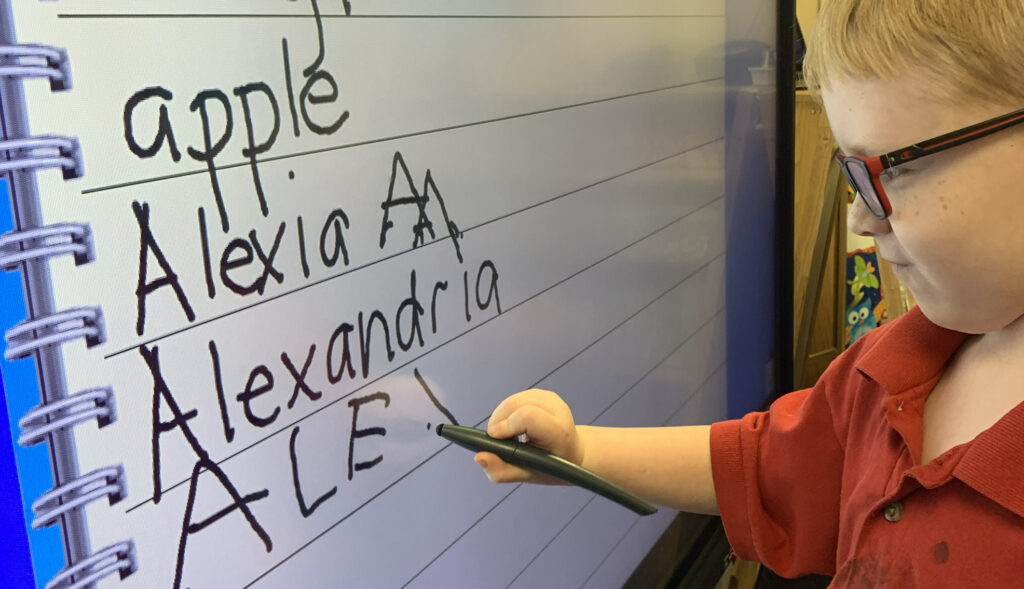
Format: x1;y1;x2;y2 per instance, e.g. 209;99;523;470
436;424;657;516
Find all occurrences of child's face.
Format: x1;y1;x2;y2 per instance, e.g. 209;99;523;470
823;76;1024;335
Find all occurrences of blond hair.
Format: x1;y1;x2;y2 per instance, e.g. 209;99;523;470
804;0;1024;106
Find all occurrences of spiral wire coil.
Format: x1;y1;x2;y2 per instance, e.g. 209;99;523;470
0;37;136;586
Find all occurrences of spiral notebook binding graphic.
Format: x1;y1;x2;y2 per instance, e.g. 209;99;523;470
0;43;72;91
0;19;137;589
18;386;116;447
0;222;94;270
46;542;137;589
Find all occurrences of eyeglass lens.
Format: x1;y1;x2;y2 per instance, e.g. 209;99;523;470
842;160;886;218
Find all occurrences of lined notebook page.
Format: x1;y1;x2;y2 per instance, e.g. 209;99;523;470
11;1;727;586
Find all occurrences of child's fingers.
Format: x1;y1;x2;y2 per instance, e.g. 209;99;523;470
474;452;533;483
487;389;569;439
475;451;565;485
498;404;572;450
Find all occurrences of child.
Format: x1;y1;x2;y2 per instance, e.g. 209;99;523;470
473;1;1024;586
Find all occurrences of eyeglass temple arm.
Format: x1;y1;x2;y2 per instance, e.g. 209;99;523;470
883;108;1024;168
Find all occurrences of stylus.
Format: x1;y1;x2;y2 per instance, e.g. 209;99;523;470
436;424;657;516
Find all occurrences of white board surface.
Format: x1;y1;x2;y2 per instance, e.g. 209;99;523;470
6;1;728;587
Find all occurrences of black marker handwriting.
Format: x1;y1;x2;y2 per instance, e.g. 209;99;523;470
379;151;463;262
289;425;338;517
141;344;271;589
134;200;196;336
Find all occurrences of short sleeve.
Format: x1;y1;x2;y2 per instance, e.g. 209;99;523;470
710;383;845;577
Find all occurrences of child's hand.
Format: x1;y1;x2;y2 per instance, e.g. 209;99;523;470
475;389;584;484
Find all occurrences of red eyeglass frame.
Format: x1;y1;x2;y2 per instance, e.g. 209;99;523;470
835;107;1024;219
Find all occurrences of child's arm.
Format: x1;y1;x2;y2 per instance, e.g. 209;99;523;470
474;389;719;515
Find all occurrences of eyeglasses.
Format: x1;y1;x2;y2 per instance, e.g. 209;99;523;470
835;107;1024;219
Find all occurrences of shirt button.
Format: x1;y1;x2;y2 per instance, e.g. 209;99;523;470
883;501;904;523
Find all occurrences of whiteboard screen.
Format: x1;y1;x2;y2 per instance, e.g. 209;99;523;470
0;1;766;587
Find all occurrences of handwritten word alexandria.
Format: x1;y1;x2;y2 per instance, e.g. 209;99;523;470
143;247;499;587
139;199;498;588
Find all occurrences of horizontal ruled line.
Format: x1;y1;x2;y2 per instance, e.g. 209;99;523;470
524;269;724;405
579;516;643;589
125;194;723;515
504;495;598;589
103;137;723;359
59;14;725;20
248;286;727;588
577;361;726;589
80;78;723;196
396;484;526;589
401;313;727;588
239;437;470;589
508;358;729;589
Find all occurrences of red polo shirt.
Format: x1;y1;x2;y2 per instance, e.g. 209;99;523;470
710;307;1024;587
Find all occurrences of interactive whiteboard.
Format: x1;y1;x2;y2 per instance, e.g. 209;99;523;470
0;1;750;587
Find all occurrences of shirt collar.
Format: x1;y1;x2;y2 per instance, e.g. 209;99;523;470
856;307;1024;518
854;306;967;397
955;401;1024;518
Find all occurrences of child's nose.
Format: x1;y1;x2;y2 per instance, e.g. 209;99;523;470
847;193;892;237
